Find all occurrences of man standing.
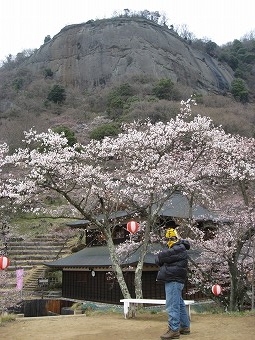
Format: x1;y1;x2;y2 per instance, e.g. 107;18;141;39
155;221;191;339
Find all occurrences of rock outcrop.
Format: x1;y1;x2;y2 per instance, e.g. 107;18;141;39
26;17;233;92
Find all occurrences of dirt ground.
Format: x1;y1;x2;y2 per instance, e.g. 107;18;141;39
1;312;254;340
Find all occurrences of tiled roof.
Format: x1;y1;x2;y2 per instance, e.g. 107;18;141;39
44;243;198;268
157;192;216;220
66;193;216;229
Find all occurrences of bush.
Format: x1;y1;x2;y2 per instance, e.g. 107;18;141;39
89;123;120;140
231;78;249;103
123;100;179;123
152;78;180;101
123;95;140;109
47;84;66;104
107;95;124;110
53;126;77;146
44;68;53;78
106;83;136;119
192;92;203;104
115;83;134;96
219;53;239;70
44;35;51;44
12;77;23;91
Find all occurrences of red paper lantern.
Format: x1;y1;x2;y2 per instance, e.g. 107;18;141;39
0;256;10;270
212;284;222;296
127;220;139;234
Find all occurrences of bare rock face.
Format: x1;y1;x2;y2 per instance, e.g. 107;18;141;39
27;17;233;92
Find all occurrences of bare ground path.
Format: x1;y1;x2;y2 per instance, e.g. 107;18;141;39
1;312;255;340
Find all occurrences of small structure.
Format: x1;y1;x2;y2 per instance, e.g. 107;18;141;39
45;192;215;304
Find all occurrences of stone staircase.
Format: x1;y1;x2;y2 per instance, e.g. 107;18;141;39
6;234;73;293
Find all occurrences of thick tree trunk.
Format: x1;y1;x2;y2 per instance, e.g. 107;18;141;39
229;260;241;311
229;271;238;311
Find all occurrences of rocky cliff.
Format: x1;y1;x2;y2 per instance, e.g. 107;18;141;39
26;17;233;92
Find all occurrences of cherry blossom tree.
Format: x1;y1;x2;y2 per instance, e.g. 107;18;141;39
187;134;255;311
0;144;22;314
2;99;255;308
0;220;24;315
188;203;255;311
4;130;133;298
0;270;22;315
90;99;255;302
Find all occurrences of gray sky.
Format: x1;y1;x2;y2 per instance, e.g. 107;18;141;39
0;0;254;62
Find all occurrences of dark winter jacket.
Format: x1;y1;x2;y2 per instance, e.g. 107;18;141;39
155;240;190;283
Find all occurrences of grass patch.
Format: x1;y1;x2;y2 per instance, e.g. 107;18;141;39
224;310;255;317
0;313;16;325
10;216;72;237
192;301;224;314
191;300;255;316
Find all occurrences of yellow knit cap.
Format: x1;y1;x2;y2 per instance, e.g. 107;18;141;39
165;228;178;239
165;228;179;248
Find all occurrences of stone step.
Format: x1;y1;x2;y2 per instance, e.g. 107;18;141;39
10;250;66;256
8;242;67;247
10;254;60;259
29;236;66;240
6;282;18;288
25;279;45;287
10;259;65;266
3;266;46;290
10;259;56;264
4;233;73;294
7;237;24;242
8;247;69;253
8;260;56;267
8;235;67;241
8;249;68;255
8;265;34;271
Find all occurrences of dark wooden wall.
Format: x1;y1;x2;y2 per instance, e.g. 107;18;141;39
61;270;202;304
62;271;125;303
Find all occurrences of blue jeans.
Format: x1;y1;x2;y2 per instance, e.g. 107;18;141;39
165;281;190;331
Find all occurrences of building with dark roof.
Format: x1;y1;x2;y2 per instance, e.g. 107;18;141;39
44;192;213;303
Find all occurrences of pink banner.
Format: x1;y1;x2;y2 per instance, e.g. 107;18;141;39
16;268;24;290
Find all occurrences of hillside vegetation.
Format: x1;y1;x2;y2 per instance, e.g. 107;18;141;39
0;15;254;151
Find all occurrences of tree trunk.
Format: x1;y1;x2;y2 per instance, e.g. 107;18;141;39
134;220;152;298
134;262;143;299
105;229;131;299
229;261;239;311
